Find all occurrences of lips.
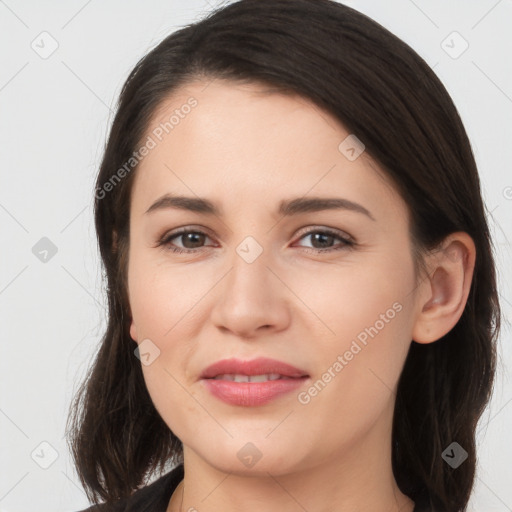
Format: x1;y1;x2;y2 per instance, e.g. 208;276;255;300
200;357;309;380
200;357;310;406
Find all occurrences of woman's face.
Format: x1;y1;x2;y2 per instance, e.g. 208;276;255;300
127;79;423;476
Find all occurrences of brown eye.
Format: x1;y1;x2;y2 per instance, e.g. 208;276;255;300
157;227;355;255
158;229;214;253
175;232;207;249
295;228;354;252
306;232;336;249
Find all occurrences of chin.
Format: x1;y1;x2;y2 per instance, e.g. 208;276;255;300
189;437;309;477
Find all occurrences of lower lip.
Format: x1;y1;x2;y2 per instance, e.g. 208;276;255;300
201;377;308;406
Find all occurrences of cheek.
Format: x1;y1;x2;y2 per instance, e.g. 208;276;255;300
127;249;206;407
298;254;415;427
291;301;414;461
127;246;204;340
128;258;204;433
301;251;414;347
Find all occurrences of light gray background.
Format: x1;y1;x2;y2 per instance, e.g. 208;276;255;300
1;1;511;511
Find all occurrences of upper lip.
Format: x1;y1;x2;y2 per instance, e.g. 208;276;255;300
200;357;309;379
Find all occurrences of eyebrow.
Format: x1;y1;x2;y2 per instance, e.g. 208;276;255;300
144;193;375;221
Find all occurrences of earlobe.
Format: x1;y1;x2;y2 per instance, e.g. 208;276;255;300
130;321;138;343
412;232;476;344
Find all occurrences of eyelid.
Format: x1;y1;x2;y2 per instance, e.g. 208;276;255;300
156;224;356;253
155;225;216;247
293;225;354;243
158;224;353;241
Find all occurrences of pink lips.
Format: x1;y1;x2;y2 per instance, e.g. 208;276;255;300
200;357;310;406
200;357;309;379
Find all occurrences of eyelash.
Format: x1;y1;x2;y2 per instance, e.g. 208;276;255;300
156;227;356;254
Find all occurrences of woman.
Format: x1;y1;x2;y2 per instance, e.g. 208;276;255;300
67;1;500;511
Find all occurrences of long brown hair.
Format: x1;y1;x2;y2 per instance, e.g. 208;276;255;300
66;1;500;510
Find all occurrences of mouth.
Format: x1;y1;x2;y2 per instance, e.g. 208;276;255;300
209;373;301;382
200;356;309;380
200;357;310;406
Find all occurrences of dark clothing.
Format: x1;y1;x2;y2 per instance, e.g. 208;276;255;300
78;463;433;511
77;464;184;512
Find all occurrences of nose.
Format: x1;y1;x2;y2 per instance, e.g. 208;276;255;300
210;249;291;339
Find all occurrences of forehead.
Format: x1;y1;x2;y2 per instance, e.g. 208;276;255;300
131;78;405;223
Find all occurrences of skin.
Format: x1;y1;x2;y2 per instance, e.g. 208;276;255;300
126;79;476;512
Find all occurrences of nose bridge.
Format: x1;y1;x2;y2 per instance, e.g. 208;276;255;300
225;211;287;290
210;232;289;336
226;234;274;304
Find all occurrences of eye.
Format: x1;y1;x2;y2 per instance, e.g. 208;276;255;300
293;227;355;252
156;226;355;254
157;228;215;254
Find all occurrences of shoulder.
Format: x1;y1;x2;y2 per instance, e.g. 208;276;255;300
75;463;184;512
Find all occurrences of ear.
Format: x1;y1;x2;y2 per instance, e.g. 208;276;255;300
113;229;136;342
412;232;476;344
130;321;138;343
